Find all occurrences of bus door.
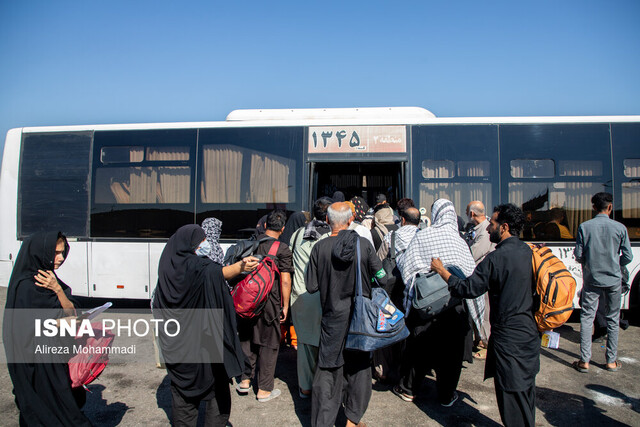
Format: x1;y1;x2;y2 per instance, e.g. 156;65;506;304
306;125;409;209
311;162;406;208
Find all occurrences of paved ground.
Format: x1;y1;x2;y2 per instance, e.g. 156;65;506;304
1;286;639;426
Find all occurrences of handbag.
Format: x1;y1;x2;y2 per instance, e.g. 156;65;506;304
345;239;410;352
411;266;464;320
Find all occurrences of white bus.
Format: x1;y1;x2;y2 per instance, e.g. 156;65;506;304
1;107;639;309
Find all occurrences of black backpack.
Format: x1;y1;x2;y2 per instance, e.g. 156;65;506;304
381;232;405;309
223;237;271;285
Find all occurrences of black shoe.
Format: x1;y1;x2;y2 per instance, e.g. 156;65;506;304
440;391;459;407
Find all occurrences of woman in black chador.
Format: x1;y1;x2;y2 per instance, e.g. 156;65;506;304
3;231;91;426
153;224;256;426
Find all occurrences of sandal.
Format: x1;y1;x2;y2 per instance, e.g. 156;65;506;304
572;361;589;373
257;388;281;402
605;361;621;372
235;382;251;394
473;349;487;360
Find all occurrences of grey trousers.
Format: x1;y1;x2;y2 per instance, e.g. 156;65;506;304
580;282;621;364
297;342;319;392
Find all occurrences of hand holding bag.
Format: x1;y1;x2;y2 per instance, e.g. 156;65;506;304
345;239;409;352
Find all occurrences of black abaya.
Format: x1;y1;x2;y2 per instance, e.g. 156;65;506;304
152;224;245;399
3;231;91;426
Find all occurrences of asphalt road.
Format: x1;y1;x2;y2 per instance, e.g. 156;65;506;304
1;287;639;426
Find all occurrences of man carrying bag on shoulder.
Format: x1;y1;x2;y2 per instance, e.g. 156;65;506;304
306;202;389;427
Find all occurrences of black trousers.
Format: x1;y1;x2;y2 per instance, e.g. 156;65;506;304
311;351;372;427
170;368;231;427
495;382;536;427
398;305;468;404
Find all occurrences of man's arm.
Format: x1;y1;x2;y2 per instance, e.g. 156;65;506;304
369;249;389;289
432;257;491;299
280;272;291;323
620;228;633;266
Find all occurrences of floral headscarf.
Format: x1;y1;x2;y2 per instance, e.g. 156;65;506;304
201;217;225;265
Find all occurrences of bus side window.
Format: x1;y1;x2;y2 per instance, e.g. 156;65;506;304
622;159;640;220
501;124;612;242
91;130;195;238
413;124;498;221
18;132;92;238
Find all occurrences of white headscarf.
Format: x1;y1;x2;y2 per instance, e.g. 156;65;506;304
397;199;486;327
398;199;475;283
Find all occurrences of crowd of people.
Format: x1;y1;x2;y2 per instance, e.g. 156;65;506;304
3;191;633;427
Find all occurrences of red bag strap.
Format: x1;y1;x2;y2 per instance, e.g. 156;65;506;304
267;240;281;257
266;240;284;312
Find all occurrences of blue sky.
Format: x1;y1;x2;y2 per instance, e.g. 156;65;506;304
1;0;639;159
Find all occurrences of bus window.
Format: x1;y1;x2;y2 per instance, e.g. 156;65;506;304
94;166;191;204
412;125;499;219
422;160;455;178
501;124;612;241
100;146;144;164
196;127;303;238
18;132;92;238
91;130;196;238
622;160;640;220
419;182;493;217
510;159;555;178
612;124;640;240
458;161;491;177
95;146;191;204
200;145;293;203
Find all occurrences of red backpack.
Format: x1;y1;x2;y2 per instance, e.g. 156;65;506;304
232;241;281;319
69;323;115;390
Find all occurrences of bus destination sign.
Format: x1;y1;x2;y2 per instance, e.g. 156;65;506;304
308;126;406;154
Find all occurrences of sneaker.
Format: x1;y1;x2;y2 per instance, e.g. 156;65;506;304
441;391;459;407
392;385;414;402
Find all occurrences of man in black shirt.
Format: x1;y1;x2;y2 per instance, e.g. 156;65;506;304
306;202;386;427
431;204;540;427
236;210;293;402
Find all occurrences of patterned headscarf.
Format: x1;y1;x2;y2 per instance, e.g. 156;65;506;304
396;199;476;311
351;196;369;223
201;217;225;265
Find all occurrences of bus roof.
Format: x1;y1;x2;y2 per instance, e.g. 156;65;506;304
15;107;640;134
225;107;436;121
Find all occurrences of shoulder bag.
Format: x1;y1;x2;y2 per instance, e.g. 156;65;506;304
345;239;409;352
